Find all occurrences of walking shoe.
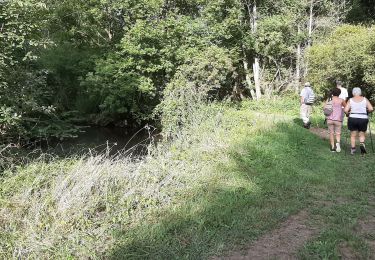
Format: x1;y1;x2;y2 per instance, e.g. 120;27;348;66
360;143;367;154
336;142;341;153
350;147;356;155
330;147;336;152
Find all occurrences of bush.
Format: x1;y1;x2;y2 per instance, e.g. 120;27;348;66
158;45;234;137
307;25;375;101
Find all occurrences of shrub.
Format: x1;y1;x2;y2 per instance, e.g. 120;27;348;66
307;25;375;100
158;46;234;137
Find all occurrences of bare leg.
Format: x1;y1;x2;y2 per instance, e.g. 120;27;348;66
359;131;367;154
335;122;342;152
336;133;341;143
351;131;358;148
335;133;342;152
359;131;366;143
330;132;335;149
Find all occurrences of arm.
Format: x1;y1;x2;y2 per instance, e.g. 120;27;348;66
342;99;347;108
300;96;304;105
367;99;374;113
344;100;351;115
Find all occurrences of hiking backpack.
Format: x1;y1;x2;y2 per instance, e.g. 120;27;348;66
323;99;333;116
304;90;316;105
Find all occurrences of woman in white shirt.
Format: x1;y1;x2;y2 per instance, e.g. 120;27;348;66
344;88;374;154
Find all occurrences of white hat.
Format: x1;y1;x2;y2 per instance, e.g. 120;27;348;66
304;82;311;87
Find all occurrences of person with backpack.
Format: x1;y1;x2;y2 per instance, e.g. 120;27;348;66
300;82;315;128
324;88;346;152
344;87;374;155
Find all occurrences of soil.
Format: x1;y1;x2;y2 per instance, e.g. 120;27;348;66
356;214;375;257
215;210;317;260
309;127;330;140
338;242;361;260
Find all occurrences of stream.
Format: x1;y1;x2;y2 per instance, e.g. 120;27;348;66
39;125;159;157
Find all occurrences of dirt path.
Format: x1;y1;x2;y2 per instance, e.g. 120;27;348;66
215;210;317;260
309;127;330;140
357;215;375;256
214;197;375;259
355;198;375;258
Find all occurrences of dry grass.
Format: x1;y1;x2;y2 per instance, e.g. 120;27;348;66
1;103;274;258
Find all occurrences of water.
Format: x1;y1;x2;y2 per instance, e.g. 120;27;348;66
43;125;159;157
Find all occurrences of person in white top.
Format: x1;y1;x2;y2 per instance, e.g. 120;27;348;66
336;80;348;101
300;82;315;128
344;87;374;155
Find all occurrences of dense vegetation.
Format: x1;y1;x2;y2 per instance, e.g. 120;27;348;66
1;0;374;143
308;25;375;100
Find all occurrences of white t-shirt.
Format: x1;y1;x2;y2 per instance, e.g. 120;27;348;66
339;87;348;100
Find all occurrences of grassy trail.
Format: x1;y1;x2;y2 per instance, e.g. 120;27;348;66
1;103;375;259
111;109;375;259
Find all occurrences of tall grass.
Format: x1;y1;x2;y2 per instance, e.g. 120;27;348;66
0;101;283;258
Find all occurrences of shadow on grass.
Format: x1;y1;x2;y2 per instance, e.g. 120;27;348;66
108;121;360;259
0;126;157;173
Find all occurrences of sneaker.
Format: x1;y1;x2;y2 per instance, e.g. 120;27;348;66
350;147;356;155
336;143;341;153
360;143;367;154
330;147;336;152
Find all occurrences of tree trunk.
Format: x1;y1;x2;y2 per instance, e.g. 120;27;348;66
307;0;314;48
305;0;314;78
296;25;301;93
251;2;261;100
243;57;256;99
232;81;245;101
253;57;261;100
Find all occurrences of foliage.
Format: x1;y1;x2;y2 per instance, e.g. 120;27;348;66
158;45;234;136
346;0;375;24
81;12;213;125
0;0;80;142
1;0;375;142
307;25;375;100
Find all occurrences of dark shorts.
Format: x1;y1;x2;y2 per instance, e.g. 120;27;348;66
348;117;368;132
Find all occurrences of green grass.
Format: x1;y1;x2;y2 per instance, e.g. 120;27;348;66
1;99;375;259
111;120;375;259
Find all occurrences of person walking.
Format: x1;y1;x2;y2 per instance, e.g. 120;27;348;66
336;80;348;101
326;88;346;152
344;87;374;155
300;82;315;129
